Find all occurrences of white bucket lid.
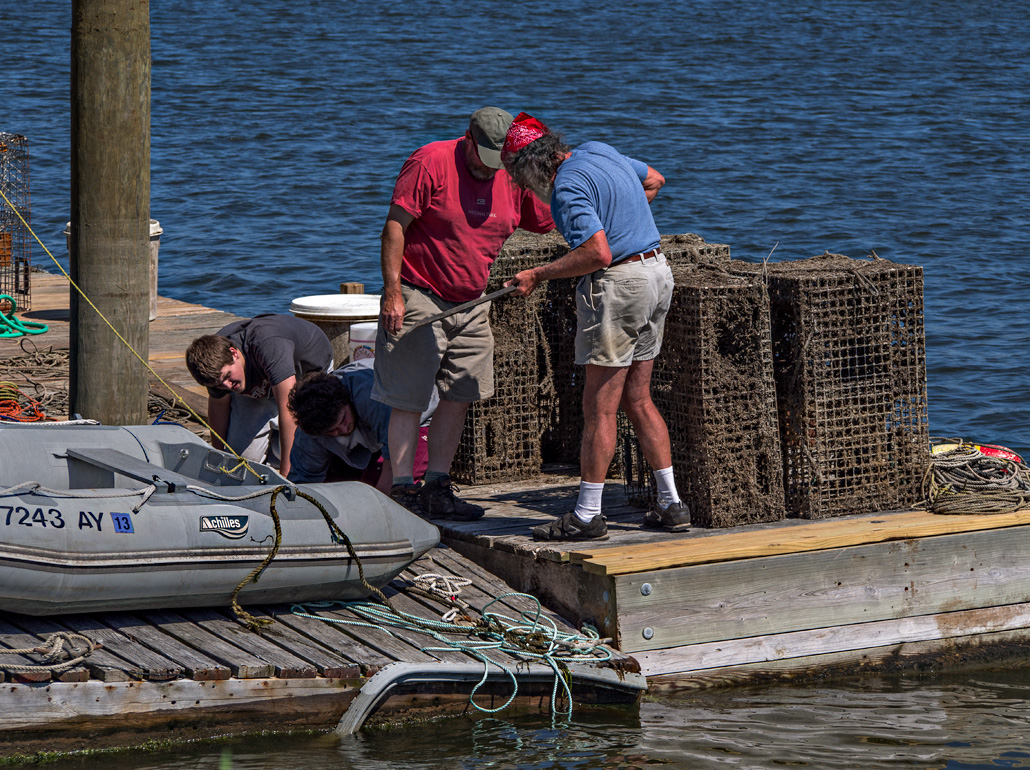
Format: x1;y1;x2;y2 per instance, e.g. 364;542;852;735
290;294;381;318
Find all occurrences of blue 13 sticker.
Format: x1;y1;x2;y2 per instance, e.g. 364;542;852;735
111;512;135;534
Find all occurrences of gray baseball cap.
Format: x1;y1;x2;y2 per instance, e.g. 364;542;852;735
469;107;514;169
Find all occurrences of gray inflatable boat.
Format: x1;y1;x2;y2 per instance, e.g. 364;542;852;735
0;422;440;615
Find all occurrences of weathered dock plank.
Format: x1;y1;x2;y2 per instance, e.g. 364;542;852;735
612;524;1030;653
264;606;391;675
569;508;1030;575
638;601;1030;683
242;607;364;678
6;615;139;682
135;610;274;679
102;613;231;681
57;614;184;681
175;608;318;679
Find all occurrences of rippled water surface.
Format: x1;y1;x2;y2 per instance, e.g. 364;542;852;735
5;1;1030;765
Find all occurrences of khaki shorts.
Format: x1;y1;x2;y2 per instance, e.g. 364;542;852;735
372;284;494;412
575;253;674;367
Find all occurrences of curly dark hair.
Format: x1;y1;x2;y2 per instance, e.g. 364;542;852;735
287;371;353;436
504;131;571;196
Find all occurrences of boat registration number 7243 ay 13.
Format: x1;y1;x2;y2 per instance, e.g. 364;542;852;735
1;506;136;533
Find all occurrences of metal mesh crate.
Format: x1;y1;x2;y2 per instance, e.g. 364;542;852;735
620;263;786;527
449;233;554;484
733;253;929;518
0;133;32;313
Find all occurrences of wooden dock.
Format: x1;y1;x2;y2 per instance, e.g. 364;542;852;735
443;477;1030;688
0;546;644;756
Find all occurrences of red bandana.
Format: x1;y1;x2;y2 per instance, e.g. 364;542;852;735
502;112;549;163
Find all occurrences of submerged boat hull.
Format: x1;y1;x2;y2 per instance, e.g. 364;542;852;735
0;423;440;615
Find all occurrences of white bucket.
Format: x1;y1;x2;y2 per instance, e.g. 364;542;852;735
290;294;381;364
349;321;378;361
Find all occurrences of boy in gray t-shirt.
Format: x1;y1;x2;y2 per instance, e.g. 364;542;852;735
185;314;333;476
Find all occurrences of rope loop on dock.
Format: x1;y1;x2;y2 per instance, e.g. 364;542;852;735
923;441;1030;515
0;631;101;674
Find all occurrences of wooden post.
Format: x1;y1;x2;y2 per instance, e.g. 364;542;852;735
339;282;365;294
69;0;150;424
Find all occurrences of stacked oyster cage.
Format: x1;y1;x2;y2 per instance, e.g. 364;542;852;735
621;262;786;527
0;133;32;313
732;253;929;518
448;231;559;484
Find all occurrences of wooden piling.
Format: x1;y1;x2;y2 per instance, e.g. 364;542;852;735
69;0;151;424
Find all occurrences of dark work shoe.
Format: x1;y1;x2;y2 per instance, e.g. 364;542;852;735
420;475;485;521
389;483;424;515
532;510;609;542
643;500;692;532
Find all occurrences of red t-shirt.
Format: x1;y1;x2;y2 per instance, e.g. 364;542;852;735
391;138;555;303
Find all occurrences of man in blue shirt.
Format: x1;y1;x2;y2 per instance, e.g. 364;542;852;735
501;113;689;541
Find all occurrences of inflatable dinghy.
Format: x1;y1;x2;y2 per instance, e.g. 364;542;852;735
0;422;440;615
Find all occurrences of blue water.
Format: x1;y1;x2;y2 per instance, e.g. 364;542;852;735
5;1;1030;764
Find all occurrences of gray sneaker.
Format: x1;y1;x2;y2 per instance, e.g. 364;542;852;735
389;483;424;515
420;475;485;521
643;500;691;532
532;510;609;541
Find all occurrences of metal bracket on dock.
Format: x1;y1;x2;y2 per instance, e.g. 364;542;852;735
335;660;646;735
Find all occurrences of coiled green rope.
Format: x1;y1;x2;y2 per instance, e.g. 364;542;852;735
0;294;48;338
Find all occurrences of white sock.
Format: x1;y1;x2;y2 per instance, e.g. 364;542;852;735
573;481;605;523
652;467;681;508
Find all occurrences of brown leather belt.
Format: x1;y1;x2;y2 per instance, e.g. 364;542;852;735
618;247;661;265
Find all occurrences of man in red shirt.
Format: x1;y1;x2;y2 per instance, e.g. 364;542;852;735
373;107;554;520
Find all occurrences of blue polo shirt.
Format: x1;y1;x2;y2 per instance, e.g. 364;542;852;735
550;141;661;263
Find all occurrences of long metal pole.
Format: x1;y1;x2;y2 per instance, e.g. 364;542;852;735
70;0;150;424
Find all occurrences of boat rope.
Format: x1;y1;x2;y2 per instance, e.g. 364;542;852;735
409;573;473;614
0;294;49;338
292;588;612;718
0;631;101;674
0;479;157;502
923;442;1030;515
228;485;389;632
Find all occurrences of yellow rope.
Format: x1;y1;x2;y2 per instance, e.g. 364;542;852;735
0;188;253;476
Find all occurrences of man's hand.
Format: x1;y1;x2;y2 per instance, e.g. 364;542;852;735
380;205;414;336
505;268;541;297
380;290;406;336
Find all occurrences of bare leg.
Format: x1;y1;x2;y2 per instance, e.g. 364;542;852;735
580;364;629;483
619;358;672;470
426;398;471;475
386;408;421;479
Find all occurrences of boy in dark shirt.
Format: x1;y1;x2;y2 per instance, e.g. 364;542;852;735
186;314;332;477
